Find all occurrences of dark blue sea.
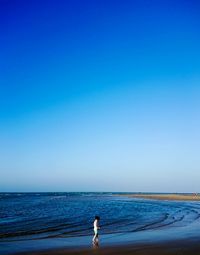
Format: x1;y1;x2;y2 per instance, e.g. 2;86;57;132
1;192;200;254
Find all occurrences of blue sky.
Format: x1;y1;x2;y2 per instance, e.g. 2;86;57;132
0;0;200;192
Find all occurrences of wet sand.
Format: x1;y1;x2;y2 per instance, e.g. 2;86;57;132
120;193;200;201
17;238;200;255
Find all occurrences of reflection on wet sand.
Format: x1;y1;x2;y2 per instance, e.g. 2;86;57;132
92;239;99;250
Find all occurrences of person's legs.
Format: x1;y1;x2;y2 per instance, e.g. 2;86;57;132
92;229;98;243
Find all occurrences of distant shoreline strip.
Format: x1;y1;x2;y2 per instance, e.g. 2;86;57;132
117;193;200;201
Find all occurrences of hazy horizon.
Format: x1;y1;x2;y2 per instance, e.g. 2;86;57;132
1;0;200;192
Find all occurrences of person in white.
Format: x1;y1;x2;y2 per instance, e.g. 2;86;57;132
92;215;100;244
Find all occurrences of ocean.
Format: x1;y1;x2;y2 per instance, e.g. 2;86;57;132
1;192;200;254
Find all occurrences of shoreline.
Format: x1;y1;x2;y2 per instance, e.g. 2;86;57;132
118;193;200;201
2;193;200;255
16;237;200;255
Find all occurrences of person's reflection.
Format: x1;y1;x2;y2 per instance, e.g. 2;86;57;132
92;239;99;249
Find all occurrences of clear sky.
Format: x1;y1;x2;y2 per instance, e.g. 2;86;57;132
0;0;200;192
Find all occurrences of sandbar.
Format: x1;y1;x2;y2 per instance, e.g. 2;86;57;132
119;193;200;201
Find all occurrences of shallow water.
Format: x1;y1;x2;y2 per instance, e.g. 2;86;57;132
1;193;200;254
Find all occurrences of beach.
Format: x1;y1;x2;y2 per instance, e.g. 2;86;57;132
119;193;200;201
17;193;200;255
1;193;200;255
16;238;200;255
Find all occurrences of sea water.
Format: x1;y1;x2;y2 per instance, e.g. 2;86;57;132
1;192;200;254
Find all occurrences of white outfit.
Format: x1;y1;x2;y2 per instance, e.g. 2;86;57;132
93;219;98;235
93;219;100;243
